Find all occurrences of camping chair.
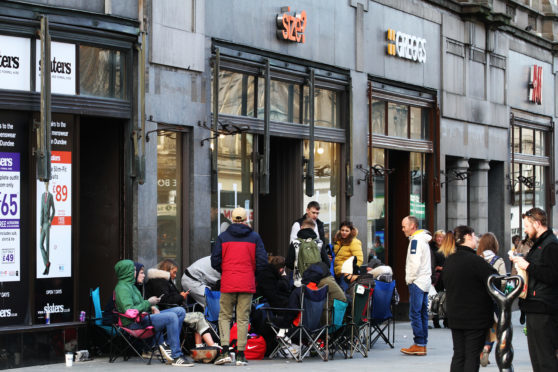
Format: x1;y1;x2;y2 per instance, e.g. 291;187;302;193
369;280;396;349
344;283;372;358
327;299;348;360
293;284;329;362
109;308;163;364
204;287;221;341
87;287;115;356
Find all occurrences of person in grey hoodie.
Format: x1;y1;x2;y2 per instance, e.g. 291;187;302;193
400;216;432;356
181;256;221;306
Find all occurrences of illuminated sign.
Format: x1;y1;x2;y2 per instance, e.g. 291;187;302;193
386;28;426;64
528;65;542;105
276;6;306;43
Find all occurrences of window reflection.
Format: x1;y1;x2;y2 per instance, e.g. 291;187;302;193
410;152;426;228
367;148;386;263
410;106;428;140
388;103;408;138
303;141;340;244
211;133;254;240
372;100;385;135
79;45;126;99
157;132;181;263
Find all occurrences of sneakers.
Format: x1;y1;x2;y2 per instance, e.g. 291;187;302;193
159;343;173;363
400;344;427;356
235;351;247;366
214;350;232;365
172;356;194;367
480;347;491;367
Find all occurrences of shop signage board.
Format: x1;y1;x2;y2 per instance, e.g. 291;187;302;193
386;28;427;64
34;114;73;323
0;35;31;91
0;111;28;326
528;64;542;105
34;40;76;95
276;6;307;43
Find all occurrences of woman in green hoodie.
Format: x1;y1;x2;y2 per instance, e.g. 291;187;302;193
114;259;192;366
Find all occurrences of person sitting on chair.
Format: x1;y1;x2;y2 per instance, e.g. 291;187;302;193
113;259;193;366
145;259;218;349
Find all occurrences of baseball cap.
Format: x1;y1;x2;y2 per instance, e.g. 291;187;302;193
231;207;247;222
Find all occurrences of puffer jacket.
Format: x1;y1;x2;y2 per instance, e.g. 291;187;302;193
114;259;152;326
405;229;432;292
211;223;268;293
333;227;363;277
145;268;184;309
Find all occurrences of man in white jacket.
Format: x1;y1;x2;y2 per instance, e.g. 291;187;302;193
400;215;432;356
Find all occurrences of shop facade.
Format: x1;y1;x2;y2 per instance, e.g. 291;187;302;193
0;1;139;368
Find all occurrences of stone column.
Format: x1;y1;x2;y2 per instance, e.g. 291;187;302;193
447;158;469;229
469;160;490;234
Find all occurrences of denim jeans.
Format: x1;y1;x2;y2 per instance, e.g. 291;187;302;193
408;283;429;346
142;306;185;358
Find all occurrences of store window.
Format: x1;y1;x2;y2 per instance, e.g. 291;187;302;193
79;45;127;99
211;133;254;240
303;140;340;243
373;99;430;140
510;120;551;236
215;69;341;128
157;132;181;263
410;152;426;228
367;148;386;262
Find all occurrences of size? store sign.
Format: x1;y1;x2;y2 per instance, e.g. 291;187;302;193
386;28;426;64
276;7;306;43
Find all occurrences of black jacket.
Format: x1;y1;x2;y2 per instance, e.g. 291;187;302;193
145;268;184;309
255;263;292;308
521;230;558;313
443;245;497;329
286;228;330;270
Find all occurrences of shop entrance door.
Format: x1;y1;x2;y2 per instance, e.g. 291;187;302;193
77;117;123;310
257;137;303;257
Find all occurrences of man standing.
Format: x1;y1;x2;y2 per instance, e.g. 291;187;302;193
400;215;431;356
510;207;558;372
290;201;327;246
39;181;55;275
211;207;267;366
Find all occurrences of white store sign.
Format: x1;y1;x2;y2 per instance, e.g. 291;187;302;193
35;40;76;95
0;35;31;91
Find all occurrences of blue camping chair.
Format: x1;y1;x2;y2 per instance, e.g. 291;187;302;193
204;287;221;341
88;287;115;356
369;280;396;348
328;299;348;359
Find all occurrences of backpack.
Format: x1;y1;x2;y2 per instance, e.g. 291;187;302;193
296;237;322;276
489;255;500;266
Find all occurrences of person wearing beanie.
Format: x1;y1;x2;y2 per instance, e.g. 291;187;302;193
211;207;267;366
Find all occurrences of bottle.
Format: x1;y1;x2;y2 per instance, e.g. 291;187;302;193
79;311;86;322
45;310;50;324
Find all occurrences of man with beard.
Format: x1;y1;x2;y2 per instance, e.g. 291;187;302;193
510;207;558;372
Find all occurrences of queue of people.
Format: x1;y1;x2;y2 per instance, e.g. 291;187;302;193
110;202;558;372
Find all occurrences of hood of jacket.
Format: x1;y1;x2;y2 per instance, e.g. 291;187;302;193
147;268;170;280
227;222;253;237
297;227;317;240
115;259;135;284
302;262;330;284
409;229;432;244
334;226;358;245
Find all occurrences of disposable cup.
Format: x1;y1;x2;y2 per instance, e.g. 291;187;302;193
65;353;73;367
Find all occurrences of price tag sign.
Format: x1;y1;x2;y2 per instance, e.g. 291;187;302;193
0;152;20;282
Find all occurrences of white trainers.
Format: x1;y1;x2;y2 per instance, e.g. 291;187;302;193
159;343;173;363
172;356;194;367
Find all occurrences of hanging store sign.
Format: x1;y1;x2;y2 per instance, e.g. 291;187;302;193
276;7;307;43
528;64;542;105
386;28;426;64
35;40;76;95
0;35;31;91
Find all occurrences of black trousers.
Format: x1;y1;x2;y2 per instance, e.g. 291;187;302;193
450;328;486;372
526;312;558;372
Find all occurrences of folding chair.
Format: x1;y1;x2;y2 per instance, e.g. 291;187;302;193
327;299;348;360
293;285;329;362
204;287;221;341
345;283;372;358
109;308;163;364
369;280;396;349
87;287;115;356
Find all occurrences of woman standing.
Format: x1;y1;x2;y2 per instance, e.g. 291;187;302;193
332;221;363;279
442;226;497;372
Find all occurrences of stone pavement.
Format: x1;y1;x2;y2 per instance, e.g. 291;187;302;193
8;312;533;372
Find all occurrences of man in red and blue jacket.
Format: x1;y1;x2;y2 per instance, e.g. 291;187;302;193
211;207;267;366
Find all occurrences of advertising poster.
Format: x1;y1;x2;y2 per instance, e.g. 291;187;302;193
34;40;76;95
34;114;73;323
0;35;31;91
0;111;28;326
